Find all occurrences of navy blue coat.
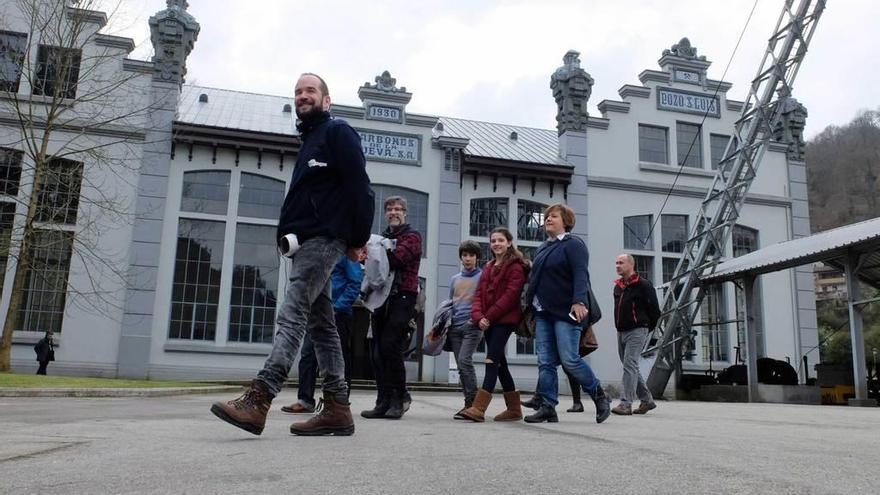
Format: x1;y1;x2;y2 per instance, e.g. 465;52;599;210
526;234;592;322
277;112;374;248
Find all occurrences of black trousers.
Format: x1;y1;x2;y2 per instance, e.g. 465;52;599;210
36;361;48;375
297;311;353;403
371;292;416;396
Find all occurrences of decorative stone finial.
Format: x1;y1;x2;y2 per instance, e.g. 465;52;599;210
364;70;406;93
662;37;706;61
149;0;200;85
773;96;808;161
550;50;594;136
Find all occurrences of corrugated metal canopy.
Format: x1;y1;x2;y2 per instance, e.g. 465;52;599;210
702;217;880;286
438;117;565;166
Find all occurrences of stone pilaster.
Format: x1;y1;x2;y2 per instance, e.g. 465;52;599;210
117;1;199;378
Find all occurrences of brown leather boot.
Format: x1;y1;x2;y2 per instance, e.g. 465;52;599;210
493;390;523;422
210;380;273;435
289;392;355;436
459;388;492;422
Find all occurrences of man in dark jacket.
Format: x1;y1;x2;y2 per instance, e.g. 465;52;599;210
612;254;661;415
211;73;374;437
361;195;422;420
34;331;55;375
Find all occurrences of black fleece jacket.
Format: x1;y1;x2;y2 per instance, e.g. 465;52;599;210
613;274;661;331
277;112;374;248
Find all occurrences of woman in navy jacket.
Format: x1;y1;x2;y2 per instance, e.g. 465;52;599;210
523;203;611;424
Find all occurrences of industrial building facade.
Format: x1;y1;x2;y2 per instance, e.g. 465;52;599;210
4;2;818;391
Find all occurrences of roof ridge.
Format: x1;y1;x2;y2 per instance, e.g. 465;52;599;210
440;115;555;133
184;84;293;100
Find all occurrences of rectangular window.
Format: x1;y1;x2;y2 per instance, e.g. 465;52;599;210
517;337;535;355
0;31;27;92
169;219;225;341
700;284;727;362
661;214;688;253
733;225;763;359
36;158;83;225
33;45;82;99
638;125;668;164
0;202;15;294
710;134;732;170
633;255;654;285
469;198;508;237
517;200;545;242
1;148;23;196
662;257;680;284
676;122;703;168
15;229;73;333
181;171;231;215
623;215;653;251
228;224;279;344
238;173;284;220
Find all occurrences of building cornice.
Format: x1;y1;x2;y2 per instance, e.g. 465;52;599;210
95;34;135;53
172;122;300;154
405;114;440;128
67;8;107;27
597;100;630;115
123;59;154;74
589;174;793;208
619;85;651;99
726;99;745;112
587;116;610;130
0;112;145;141
463;155;574;182
705;78;733;94
639;70;671;85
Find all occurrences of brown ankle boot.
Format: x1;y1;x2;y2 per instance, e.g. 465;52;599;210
493;390;523;422
459;389;492;422
210;380;273;435
290;392;355;436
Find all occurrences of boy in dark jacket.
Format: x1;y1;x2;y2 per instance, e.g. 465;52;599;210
612;254;661;415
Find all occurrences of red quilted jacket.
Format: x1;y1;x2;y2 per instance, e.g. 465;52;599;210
471;258;526;326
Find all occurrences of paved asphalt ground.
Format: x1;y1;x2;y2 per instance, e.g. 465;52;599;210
0;390;877;494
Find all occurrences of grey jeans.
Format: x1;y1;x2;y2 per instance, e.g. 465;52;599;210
257;237;347;399
617;327;653;405
447;322;483;405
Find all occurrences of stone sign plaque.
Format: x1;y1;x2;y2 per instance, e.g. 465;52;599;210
359;130;420;165
657;87;720;118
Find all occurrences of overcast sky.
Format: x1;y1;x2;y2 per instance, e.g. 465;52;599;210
103;0;878;139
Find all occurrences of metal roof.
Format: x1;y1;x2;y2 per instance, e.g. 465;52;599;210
702;217;880;286
177;86;567;167
178;86;297;136
437;117;566;166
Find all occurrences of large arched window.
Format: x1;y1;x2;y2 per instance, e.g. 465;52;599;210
170;170;285;344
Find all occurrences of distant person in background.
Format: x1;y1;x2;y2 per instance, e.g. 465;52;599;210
34;331;55;375
611;253;660;416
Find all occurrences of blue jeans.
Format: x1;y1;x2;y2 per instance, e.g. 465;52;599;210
257;237;347;399
535;314;600;407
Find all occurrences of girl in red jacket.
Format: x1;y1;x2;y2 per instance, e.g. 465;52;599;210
460;227;527;422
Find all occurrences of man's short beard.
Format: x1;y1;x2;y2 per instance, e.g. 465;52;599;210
296;103;325;121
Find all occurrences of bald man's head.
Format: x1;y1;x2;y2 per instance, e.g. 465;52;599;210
616;253;635;277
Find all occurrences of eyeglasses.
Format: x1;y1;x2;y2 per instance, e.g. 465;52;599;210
385;207;406;213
